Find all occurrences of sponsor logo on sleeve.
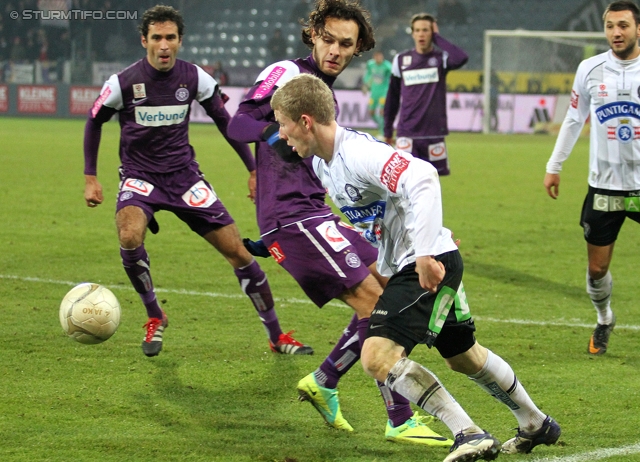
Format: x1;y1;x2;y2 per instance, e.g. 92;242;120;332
252;66;286;99
380;152;410;193
182;180;218;208
268;242;286;263
91;86;112;118
316;221;350;252
121;178;154;196
570;89;579;109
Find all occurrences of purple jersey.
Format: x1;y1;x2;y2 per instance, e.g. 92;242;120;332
228;55;338;235
383;34;468;140
84;58;254;175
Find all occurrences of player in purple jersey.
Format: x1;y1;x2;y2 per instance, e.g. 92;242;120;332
383;13;468;176
228;0;451;446
82;5;312;358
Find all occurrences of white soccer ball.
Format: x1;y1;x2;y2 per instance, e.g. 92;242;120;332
59;283;121;344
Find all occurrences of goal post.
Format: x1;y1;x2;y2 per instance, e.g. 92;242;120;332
482;30;608;134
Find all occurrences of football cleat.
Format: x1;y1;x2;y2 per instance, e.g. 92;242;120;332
443;429;501;462
386;412;453;446
142;311;168;357
297;373;353;431
270;330;314;355
588;313;616;355
501;416;561;454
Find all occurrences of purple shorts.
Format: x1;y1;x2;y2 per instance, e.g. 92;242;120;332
397;137;450;176
116;163;234;236
262;215;378;307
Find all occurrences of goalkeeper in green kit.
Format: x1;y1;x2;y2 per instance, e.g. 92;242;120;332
362;50;392;137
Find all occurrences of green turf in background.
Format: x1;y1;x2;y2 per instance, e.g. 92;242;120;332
0;118;638;461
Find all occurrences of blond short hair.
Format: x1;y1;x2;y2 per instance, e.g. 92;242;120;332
271;74;336;125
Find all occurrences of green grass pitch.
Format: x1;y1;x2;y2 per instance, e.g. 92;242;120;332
0;117;639;461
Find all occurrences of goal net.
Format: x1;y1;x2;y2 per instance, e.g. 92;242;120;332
482;30;608;134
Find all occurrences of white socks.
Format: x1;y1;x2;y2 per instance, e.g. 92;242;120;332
385;357;477;435
468;349;546;432
586;270;614;325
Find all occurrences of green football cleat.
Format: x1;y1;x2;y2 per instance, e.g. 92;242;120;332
386;412;454;446
297;373;353;431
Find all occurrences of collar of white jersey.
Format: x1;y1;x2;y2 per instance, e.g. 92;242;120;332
609;49;640;68
329;125;346;165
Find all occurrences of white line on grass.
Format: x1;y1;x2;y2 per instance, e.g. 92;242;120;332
531;442;640;462
3;274;640;331
5;273;640;459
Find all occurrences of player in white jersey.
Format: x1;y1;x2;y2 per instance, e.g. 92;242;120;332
271;73;561;461
545;0;640;356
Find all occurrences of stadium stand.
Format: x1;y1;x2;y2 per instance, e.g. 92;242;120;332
0;0;602;86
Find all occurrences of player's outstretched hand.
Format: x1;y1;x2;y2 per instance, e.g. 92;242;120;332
243;238;271;258
84;175;103;208
544;173;560;199
262;123;301;163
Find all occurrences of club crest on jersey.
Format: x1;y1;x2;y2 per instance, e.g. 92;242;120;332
175;87;189;102
612;119;635;143
402;55;412;67
182;180;217;208
345;252;362;269
428;57;438;67
133;83;146;99
316;221;350;252
121;178;154;196
344;183;362;201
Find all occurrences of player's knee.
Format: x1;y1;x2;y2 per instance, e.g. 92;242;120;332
588;262;609;279
361;338;393;382
117;226;144;249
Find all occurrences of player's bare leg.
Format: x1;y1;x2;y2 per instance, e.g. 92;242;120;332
117;205;167;357
362;336;500;461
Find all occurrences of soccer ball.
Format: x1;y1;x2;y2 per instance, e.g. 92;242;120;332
59;283;121;344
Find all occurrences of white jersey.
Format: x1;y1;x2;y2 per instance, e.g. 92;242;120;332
547;50;640;191
312;126;458;277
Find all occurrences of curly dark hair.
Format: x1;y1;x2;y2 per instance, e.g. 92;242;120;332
300;0;375;56
138;5;185;39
